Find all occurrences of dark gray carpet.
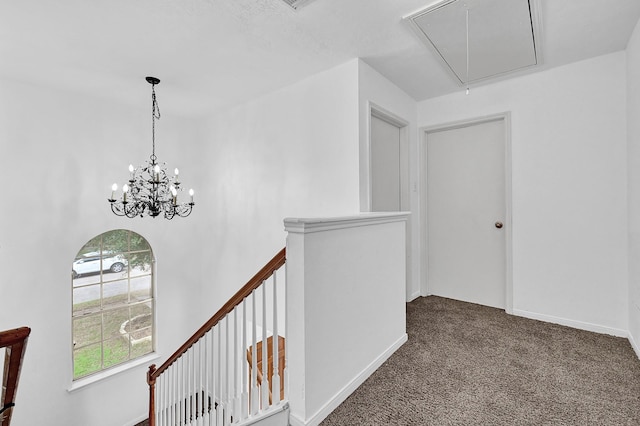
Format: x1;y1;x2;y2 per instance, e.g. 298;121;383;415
321;296;640;426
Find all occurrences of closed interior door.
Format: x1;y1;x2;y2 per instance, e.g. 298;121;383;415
371;115;401;211
426;118;506;309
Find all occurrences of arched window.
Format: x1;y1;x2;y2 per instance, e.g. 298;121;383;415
72;229;154;380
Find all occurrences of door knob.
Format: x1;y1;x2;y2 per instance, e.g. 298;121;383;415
495;221;503;229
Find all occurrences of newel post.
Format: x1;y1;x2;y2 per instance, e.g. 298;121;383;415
147;364;157;426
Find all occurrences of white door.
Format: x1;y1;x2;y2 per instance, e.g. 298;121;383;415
426;118;506;309
371;114;401;211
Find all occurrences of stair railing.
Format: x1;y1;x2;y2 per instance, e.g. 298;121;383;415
147;248;286;426
0;326;31;426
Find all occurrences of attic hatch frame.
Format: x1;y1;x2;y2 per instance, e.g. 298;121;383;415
281;0;316;10
403;0;543;88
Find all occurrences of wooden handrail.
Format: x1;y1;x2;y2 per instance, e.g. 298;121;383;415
148;247;286;381
1;326;31;426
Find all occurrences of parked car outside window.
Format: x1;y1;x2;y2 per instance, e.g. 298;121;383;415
72;251;128;278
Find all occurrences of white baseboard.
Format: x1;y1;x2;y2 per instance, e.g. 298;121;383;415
290;413;305;426
237;403;290;426
512;309;628;337
289;333;408;426
125;414;147;426
629;331;640;360
408;291;421;302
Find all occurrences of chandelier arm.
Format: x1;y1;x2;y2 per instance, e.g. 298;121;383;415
174;202;194;218
109;202;125;216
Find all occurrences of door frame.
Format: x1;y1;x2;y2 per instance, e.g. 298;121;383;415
419;112;513;313
365;102;410;213
364;102;413;300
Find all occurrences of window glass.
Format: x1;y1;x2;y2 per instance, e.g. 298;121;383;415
72;229;154;380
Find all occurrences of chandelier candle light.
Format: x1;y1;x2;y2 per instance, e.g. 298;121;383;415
108;77;195;219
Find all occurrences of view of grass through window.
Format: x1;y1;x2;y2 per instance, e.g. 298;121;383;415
72;229;154;380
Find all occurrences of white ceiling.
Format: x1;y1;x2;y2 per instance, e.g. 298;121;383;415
1;0;640;116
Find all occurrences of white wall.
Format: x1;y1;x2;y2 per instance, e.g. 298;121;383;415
627;18;640;356
285;213;408;426
196;60;361;310
357;60;421;301
417;53;629;334
0;79;206;426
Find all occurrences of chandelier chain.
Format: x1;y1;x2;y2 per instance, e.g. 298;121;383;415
151;84;161;163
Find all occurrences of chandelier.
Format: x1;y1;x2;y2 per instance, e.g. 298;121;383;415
108;77;195;219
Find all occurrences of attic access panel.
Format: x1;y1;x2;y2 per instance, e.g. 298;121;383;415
406;0;539;85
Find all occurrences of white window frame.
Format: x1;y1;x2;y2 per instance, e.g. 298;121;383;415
69;229;158;390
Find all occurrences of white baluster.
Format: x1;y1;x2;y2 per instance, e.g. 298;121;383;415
168;371;172;426
173;363;177;426
189;348;194;424
203;332;209;425
156;369;161;426
201;338;206;425
166;372;170;426
251;290;259;415
272;273;281;405
184;354;188;425
175;359;180;425
217;323;224;426
186;352;191;425
194;342;199;425
190;348;195;426
192;349;195;424
204;332;209;426
241;298;248;420
180;359;184;426
198;342;202;425
211;327;217;426
201;340;205;424
168;372;171;426
225;316;231;425
203;337;208;425
156;374;161;425
233;307;239;423
167;372;171;426
190;350;195;425
161;366;166;426
157;374;162;426
184;356;188;426
198;339;203;425
261;281;270;410
180;356;185;426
